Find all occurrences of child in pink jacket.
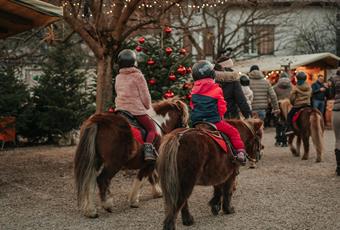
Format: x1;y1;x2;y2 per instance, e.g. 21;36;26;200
190;60;246;165
115;49;157;161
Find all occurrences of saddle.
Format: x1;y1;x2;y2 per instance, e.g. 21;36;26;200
193;121;236;154
292;107;311;123
115;110;147;144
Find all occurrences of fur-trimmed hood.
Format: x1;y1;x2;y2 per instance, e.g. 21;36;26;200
249;70;264;79
215;70;240;82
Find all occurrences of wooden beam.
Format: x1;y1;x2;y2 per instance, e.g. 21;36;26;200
0;9;33;25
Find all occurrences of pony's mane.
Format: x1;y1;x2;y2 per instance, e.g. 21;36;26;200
149;98;189;127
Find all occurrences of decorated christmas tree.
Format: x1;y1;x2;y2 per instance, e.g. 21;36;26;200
126;26;193;102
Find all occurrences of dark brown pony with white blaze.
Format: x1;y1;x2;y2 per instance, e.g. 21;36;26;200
157;118;264;230
279;99;324;162
74;99;189;218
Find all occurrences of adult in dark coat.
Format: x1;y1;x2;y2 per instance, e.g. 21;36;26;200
273;72;292;147
214;56;252;119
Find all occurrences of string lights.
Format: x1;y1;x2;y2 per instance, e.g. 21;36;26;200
62;0;246;17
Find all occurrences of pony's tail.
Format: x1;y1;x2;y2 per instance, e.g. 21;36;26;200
157;134;181;213
74;124;99;210
310;112;324;161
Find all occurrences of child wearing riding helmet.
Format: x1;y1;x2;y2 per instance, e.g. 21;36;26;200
114;49;157;161
286;71;312;135
190;60;246;165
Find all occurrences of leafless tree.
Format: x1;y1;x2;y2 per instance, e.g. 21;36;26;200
174;0;303;60
60;0;183;113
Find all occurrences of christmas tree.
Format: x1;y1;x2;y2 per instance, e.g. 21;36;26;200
125;26;193;102
31;41;95;143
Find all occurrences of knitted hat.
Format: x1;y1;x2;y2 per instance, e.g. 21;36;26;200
240;75;250;86
249;65;259;72
280;72;289;78
216;56;234;69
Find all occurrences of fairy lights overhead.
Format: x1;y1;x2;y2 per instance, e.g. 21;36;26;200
61;0;249;17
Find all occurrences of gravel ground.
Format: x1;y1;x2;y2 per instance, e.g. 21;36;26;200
0;128;339;230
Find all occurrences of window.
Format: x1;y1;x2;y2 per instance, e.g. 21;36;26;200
244;25;275;55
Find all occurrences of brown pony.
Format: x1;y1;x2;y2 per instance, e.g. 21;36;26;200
279;99;324;162
74;99;189;218
157;119;264;230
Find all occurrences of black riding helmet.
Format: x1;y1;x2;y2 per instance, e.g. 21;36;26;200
240;75;250;86
296;71;307;81
192;60;215;81
117;49;137;69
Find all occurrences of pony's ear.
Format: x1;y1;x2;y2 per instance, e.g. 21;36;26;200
253;119;264;131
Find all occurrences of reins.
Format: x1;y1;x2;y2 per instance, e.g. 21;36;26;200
241;120;260;162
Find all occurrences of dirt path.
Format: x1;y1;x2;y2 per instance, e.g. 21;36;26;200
0;128;339;230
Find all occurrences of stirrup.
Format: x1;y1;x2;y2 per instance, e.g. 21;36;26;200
144;143;158;161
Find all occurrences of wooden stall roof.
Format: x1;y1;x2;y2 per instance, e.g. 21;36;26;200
0;0;62;39
234;53;340;73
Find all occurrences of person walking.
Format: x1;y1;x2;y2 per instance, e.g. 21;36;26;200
240;74;253;111
114;49;158;161
273;72;292;147
248;65;280;120
214;56;252;119
329;68;340;176
311;75;329;114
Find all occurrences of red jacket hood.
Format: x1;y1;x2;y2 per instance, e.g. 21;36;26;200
192;78;217;94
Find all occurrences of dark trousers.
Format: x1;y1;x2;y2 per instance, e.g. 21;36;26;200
274;116;287;144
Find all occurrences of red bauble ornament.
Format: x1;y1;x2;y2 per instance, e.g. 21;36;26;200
186;93;192;100
164;26;172;34
182;82;191;90
148;79;156;86
108;107;115;113
186;67;192;73
164;90;175;99
165;47;173;55
138;37;145;44
135;46;142;52
177;65;187;75
179;48;187;55
147;58;155;65
168;73;176;81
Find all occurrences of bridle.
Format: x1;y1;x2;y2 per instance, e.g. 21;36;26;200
241;120;262;163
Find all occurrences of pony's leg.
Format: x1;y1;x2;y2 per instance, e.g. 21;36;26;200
128;165;153;208
296;136;301;156
97;167;119;212
148;171;162;198
222;173;237;214
301;136;310;160
289;135;299;157
208;185;222;216
181;201;194;226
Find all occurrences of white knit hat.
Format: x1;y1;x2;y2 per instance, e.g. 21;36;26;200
218;58;234;68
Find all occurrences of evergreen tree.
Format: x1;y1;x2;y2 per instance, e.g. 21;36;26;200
32;42;95;142
0;65;32;138
126;27;193;103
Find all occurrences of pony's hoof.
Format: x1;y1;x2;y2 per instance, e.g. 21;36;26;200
130;201;139;208
249;161;256;169
102;198;114;212
223;206;235;214
301;156;308;160
152;192;163;199
182;215;194;226
84;210;99;218
210;204;221;216
315;158;322;163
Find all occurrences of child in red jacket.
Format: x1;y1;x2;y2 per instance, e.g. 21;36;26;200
190;60;246;164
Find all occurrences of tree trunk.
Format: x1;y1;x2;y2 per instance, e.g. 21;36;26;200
96;55;113;113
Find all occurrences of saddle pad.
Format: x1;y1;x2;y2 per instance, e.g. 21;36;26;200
292;110;303;123
130;125;144;144
203;131;229;154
